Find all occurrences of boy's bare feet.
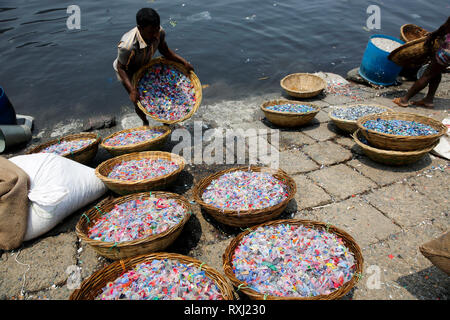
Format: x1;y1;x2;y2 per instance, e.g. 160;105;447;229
411;99;434;109
392;97;409;107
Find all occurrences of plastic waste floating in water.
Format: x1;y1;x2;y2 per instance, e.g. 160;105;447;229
187;11;211;22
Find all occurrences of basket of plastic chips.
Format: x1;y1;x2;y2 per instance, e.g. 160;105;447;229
132;57;202;125
76;192;192;260
261;100;320;127
69;252;236;300
27;132;101;165
328;104;393;134
95;151;186;195
356;112;447;151
101;125;171;156
222;219;364;300
193;166;296;228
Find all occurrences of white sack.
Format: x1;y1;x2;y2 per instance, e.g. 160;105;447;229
432;118;450;161
9;153;107;241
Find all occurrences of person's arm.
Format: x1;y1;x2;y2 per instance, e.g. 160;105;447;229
117;61;139;104
426;17;450;48
158;30;194;72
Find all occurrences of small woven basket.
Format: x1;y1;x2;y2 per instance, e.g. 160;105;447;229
328;104;393;134
95;151;186;195
101;125;171;156
261;100;320;127
352;129;438;166
27;132;101;165
280;73;326;98
75;192;192;260
400;24;429;42
132;56;202;125
192;166;297;228
69;252;236;300
357;112;447;151
222;219;364;300
388;36;440;69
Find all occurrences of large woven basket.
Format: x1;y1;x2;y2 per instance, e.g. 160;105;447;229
388;36;440;69
223;219;364;300
69;252;236;300
75;192;192;260
27;132;101;165
95;151;186;195
261;100;320;127
400;24;429;42
132;56;202;125
352;129;438;166
280;73;326;98
328;104;393;134
101;125;171;157
357;112;447;151
192;166;297;228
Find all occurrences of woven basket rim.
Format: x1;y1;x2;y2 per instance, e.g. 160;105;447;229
27;132;101;156
260;99;321;116
75;191;191;249
95;151;186;186
356;112;448;140
100;125;171;151
222;219;364;300
400;24;429;42
70;252;235;300
280;73;327;94
192;166;297;217
352;129;439;156
328;104;394;126
132;56;202;125
388;35;436;60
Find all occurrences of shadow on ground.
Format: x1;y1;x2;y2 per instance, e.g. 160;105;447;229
348;146;434;173
395;266;450;300
165;212;202;256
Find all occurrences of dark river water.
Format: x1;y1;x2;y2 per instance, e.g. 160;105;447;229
0;0;448;128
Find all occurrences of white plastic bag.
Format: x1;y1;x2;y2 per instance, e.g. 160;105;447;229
432;118;450;160
9;153;107;241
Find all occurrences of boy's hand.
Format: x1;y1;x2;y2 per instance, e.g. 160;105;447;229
184;61;194;73
129;89;139;104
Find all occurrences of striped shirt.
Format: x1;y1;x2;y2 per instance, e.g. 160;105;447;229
436;33;450;66
113;26;164;79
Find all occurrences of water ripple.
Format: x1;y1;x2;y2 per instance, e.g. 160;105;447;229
0;17;18;23
20;16;66;25
0;7;16;13
34;8;67;15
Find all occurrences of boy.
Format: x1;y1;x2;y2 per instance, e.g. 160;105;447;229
393;17;450;109
114;8;194;125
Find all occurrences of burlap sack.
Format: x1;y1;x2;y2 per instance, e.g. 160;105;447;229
0;156;29;250
419;232;450;276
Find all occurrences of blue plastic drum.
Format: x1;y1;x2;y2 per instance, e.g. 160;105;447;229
0;86;17;125
359;35;404;86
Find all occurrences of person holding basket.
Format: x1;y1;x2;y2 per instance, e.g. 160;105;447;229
393;16;450;109
113;8;194;125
